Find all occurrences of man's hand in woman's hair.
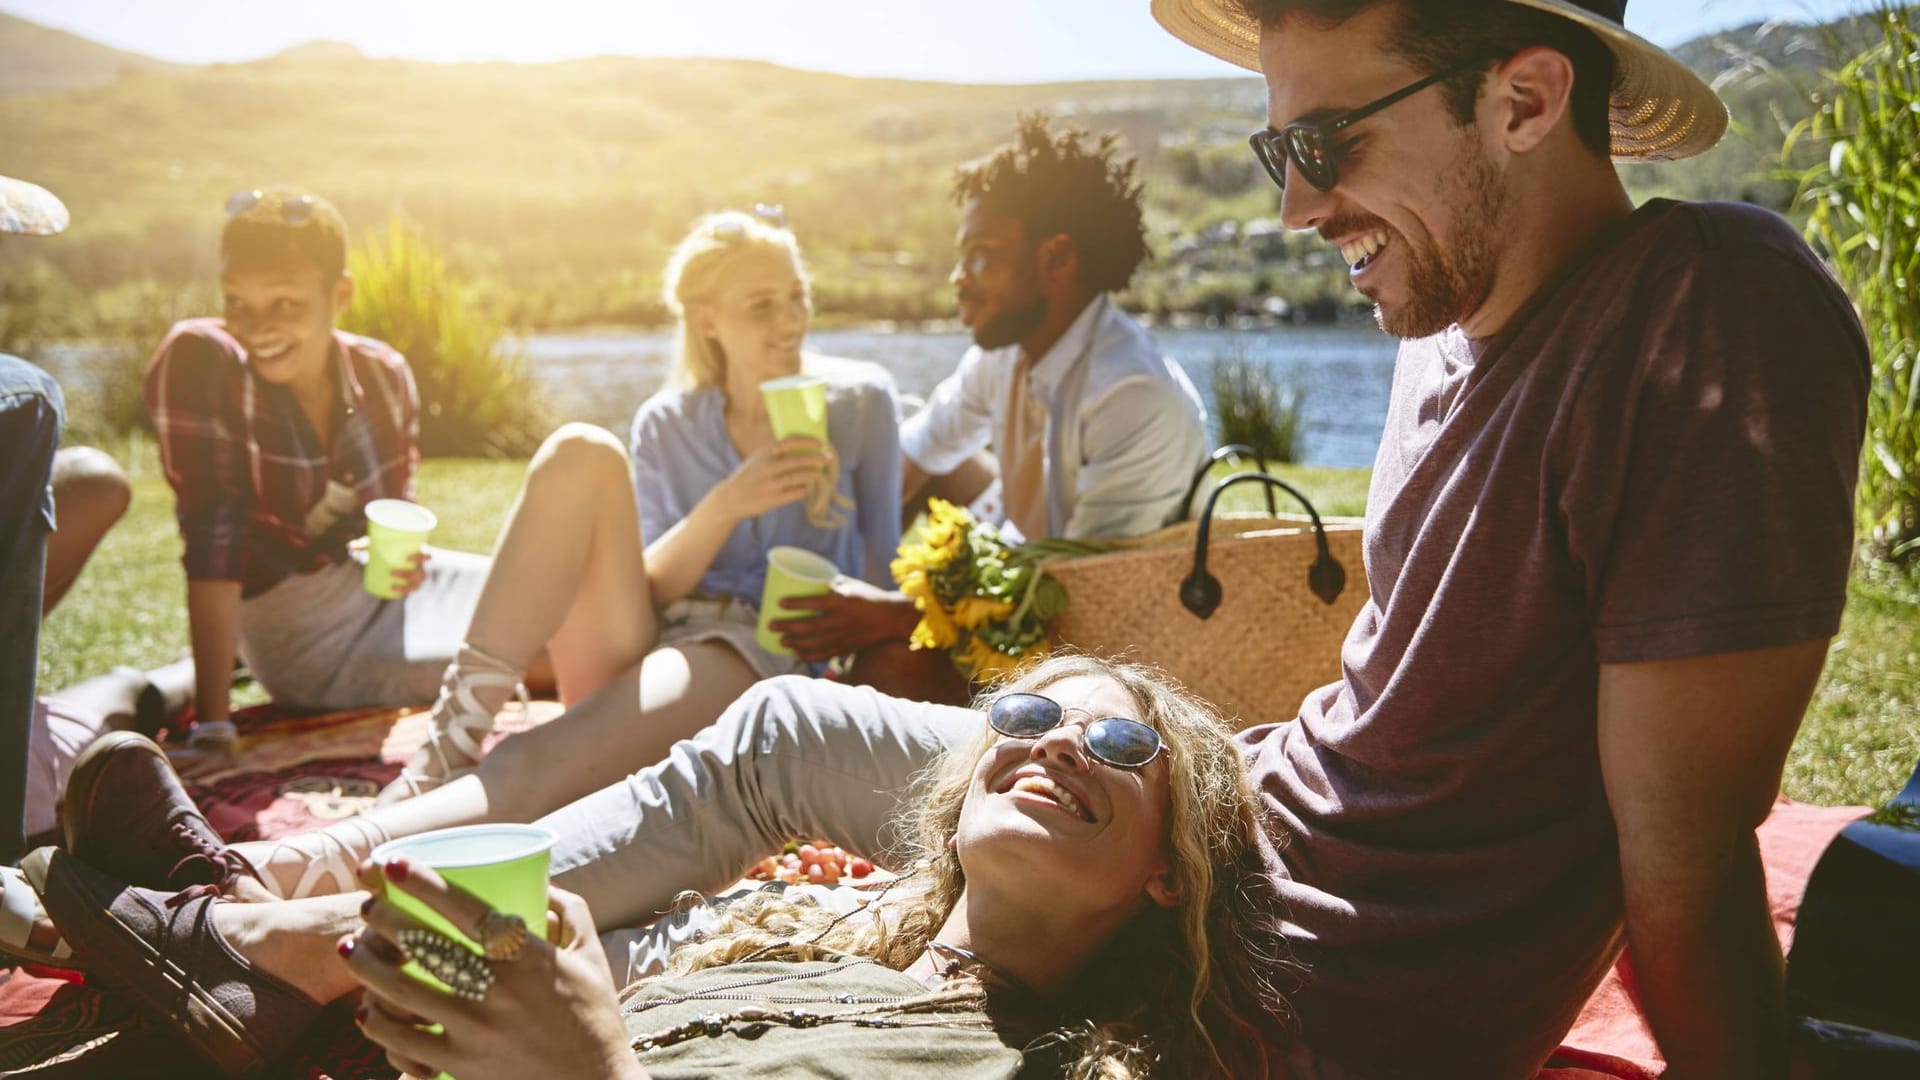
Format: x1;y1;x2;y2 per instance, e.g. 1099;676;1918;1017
343;858;647;1080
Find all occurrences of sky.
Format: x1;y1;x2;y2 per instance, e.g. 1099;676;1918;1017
3;0;1874;83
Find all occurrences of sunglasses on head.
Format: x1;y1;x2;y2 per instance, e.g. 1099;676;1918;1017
225;189;317;225
1249;61;1478;193
987;692;1165;770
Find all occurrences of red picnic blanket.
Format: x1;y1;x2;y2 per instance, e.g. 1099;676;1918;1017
0;703;1871;1078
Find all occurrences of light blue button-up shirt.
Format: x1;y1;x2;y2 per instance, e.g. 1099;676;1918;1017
628;358;902;607
899;295;1208;540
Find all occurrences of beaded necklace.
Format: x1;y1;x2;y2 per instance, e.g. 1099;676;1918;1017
623;967;994;1053
621;859;1051;1055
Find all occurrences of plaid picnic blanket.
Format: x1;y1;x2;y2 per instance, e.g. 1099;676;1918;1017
0;700;555;1078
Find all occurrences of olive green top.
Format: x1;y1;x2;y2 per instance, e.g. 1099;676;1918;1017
622;957;1056;1078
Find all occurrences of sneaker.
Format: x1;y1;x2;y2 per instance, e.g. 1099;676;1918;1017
22;847;321;1078
63;731;263;893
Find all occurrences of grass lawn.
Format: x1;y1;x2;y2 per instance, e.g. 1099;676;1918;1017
38;440;1920;810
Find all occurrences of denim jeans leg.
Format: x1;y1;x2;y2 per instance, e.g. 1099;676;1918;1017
0;355;63;862
541;675;978;931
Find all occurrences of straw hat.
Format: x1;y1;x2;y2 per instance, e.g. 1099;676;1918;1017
1150;0;1727;161
0;176;70;236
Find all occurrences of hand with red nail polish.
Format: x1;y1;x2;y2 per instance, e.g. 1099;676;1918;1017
344;859;640;1080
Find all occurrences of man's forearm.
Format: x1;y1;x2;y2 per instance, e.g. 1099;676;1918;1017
1624;830;1787;1080
185;578;243;730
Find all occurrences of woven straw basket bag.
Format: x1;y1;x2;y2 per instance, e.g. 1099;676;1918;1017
1046;464;1367;729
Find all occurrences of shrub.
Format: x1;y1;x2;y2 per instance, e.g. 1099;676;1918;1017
1790;4;1920;562
22;278;211;446
1211;355;1304;465
341;216;550;457
83;281;212;443
0;255;81;358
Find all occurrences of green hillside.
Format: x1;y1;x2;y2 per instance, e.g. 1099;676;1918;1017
0;11;1881;331
0;12;179;96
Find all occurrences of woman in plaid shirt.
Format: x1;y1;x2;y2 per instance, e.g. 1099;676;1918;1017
145;190;504;763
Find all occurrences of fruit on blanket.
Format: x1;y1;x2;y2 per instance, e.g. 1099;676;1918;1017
749;841;874;884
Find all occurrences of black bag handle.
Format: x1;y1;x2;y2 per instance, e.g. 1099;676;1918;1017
1168;445;1277;526
1179;472;1347;619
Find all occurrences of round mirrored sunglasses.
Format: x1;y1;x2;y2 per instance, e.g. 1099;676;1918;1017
987;692;1164;769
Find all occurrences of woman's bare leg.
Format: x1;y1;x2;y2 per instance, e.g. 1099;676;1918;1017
384;423;658;800
240;643;761;898
472;642;761;823
213;892;366;1003
464;422;657;699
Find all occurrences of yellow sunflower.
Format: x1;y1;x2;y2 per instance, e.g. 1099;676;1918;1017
951;595;1015;631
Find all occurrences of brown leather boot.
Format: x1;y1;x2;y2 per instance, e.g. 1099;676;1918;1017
61;731;263;892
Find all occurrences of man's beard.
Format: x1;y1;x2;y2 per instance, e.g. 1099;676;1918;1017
1375;146;1507;340
970;293;1048;351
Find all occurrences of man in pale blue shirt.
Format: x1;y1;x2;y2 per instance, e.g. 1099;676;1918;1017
772;115;1208;696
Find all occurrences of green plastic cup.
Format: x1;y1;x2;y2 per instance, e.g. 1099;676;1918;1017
367;824;556;1080
760;374;829;446
756;546;838;656
368;824;555;950
362;499;436;599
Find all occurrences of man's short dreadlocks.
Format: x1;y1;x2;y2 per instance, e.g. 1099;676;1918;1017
953;114;1151;295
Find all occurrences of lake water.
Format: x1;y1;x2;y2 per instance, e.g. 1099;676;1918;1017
525;323;1399;469
37;322;1401;469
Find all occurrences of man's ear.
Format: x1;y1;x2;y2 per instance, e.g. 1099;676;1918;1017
1037;233;1079;286
333;271;355;312
1487;45;1576;155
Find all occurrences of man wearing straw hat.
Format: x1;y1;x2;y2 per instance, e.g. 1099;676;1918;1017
385;4;1867;1073
1139;1;1866;1074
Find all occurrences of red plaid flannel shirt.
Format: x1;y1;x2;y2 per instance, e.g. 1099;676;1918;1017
144;319;419;598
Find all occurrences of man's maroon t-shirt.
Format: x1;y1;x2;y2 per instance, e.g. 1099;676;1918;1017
1242;200;1869;1078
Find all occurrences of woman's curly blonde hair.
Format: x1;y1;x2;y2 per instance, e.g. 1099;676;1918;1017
664;653;1295;1078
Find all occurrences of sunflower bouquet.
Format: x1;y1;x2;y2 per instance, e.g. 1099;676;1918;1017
890;498;1107;680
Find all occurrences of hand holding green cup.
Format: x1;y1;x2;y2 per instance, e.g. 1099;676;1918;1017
366;825;556;1078
362;498;437;599
757;546;839;656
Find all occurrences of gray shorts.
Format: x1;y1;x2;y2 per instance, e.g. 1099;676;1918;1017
236;552;491;710
656;596;808;681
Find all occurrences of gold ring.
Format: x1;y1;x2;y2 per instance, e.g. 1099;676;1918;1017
473;910;529;961
396;928;495;1002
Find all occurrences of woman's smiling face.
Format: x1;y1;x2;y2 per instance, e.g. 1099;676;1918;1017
220;254;350;387
956;674;1177;918
697;247;810;388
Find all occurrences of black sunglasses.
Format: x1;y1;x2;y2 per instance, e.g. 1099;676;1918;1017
1249;62;1478;193
988;692;1165;770
225;189;317;225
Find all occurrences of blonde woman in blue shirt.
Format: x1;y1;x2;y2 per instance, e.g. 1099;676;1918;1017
292;212;903;882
